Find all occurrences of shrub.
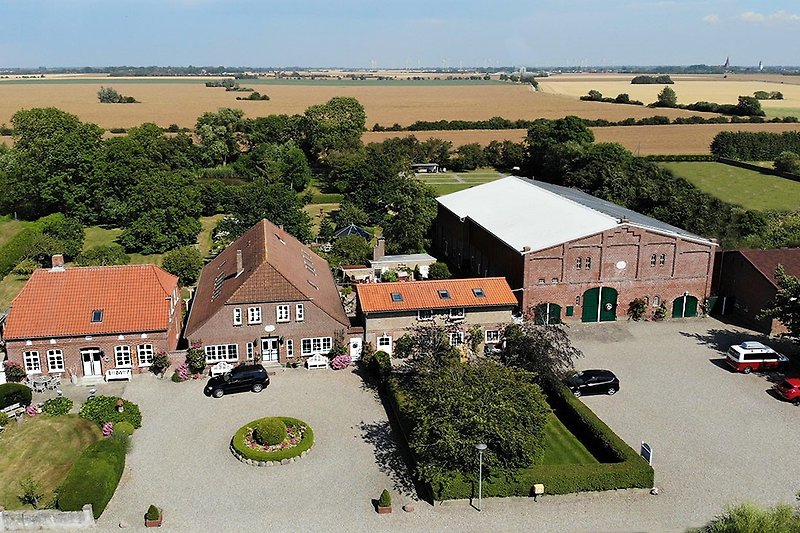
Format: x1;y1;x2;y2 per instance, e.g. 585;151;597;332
254;418;288;446
427;261;451;280
79;396;142;429
19;476;44;509
371;351;391;380
232;417;314;462
331;354;352;370
76;244;130;266
653;303;667;321
378;489;392;508
114;421;135;437
774;151;800;174
150;352;171;375
0;412;10;426
145;505;161;520
171;371;182;382
3;361;27;383
0;382;33;408
58;437;126;518
42;396;73;416
185;346;206;374
627;298;647;321
12;258;40;277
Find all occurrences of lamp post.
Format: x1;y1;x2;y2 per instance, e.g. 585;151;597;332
475;443;487;511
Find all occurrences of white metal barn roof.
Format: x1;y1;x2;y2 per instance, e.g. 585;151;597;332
437;176;715;254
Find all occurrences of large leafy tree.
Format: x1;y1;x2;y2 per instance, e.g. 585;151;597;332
758;265;800;337
328;235;371;268
195;108;246;165
498;319;583;383
162;246;204;286
303;97;366;159
382;179;437;254
235;142;311;191
76;244;130;266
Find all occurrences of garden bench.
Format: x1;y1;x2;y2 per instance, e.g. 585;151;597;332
306;354;329;370
1;402;25;419
210;361;233;377
105;368;132;382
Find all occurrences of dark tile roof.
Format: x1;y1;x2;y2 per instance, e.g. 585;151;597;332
738;248;800;288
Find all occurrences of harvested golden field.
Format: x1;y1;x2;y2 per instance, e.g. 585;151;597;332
538;73;800;117
591;123;800;155
0;77;720;130
363;129;527;147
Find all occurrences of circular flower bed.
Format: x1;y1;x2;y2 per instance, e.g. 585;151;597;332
230;416;314;467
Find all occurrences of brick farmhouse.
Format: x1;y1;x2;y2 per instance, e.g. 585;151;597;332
2;257;182;382
185;219;355;367
434;177;717;323
356;277;517;355
712;248;800;335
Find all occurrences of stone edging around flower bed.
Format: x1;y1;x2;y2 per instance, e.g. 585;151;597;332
229;442;313;467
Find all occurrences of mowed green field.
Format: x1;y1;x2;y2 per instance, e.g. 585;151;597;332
541;412;598;465
661;162;800;211
417;168;505;196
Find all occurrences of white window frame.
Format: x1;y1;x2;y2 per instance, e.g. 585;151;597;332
300;337;332;356
653;295;661;307
114;345;132;368
585;256;592;270
485;330;500;343
204;344;239;363
247;307;262;324
286;339;294;358
449;331;465;346
576;257;582;270
246;342;254;361
449;308;465;319
136;344;154;367
377;336;392;349
659;254;666;266
295;304;304;322
47;349;65;373
277;304;290;323
23;351;41;374
233;307;243;326
417;309;433;321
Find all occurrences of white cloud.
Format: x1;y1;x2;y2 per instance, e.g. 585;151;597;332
702;14;719;24
736;10;800;23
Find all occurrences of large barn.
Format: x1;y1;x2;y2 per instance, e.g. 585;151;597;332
434;176;717;323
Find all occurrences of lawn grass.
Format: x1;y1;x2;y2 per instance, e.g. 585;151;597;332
304;203;339;233
0;216;34;249
417;167;504;196
198;214;224;257
661;161;800;211
0;415;102;510
0;273;26;311
540;412;599;465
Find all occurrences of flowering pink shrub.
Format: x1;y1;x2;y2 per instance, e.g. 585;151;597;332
26;404;39;416
102;422;114;436
177;362;189;381
331;354;352;370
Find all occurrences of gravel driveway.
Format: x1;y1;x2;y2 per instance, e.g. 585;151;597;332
96;319;800;532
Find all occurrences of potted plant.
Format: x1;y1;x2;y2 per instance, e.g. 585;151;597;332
144;504;163;527
377;489;392;514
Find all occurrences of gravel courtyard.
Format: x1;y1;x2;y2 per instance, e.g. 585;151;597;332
96;318;800;532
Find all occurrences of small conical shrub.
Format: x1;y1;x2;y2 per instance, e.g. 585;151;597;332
145;505;160;520
254;418;287;446
378;489;392;508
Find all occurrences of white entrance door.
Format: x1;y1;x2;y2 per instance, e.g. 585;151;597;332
261;337;279;362
81;348;102;376
349;337;363;360
377;335;393;356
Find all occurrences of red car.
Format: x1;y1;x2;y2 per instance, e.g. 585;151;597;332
774;378;800;406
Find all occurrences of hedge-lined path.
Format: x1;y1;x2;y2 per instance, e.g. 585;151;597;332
97;318;800;531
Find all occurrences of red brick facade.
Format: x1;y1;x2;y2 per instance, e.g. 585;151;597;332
435;207;715;322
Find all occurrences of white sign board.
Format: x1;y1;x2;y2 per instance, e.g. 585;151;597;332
641;441;653;466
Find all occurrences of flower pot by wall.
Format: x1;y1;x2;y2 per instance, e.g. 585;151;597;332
145;509;163;527
377;505;392;514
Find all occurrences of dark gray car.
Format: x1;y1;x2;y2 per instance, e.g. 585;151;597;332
566;369;619;397
204;364;270;398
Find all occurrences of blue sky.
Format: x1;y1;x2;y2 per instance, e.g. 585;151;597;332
1;0;799;68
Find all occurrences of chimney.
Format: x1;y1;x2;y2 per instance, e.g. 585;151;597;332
51;254;65;271
235;250;243;277
373;237;386;261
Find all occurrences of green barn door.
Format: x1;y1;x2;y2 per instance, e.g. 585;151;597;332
581;288;600;322
534;303;562;325
599;287;618;322
672;295;699;318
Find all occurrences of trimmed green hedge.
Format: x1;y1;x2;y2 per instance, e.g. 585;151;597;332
0;383;33;409
231;417;314;462
58;437;127;518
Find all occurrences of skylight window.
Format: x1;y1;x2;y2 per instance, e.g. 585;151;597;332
472;288;485;298
438;290;451;300
91;309;104;323
391;292;404;302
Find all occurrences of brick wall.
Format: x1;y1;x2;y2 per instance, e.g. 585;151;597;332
714;251;783;334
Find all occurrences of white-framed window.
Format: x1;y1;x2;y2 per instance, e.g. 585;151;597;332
418;309;433;321
585;257;592;270
377;336;392;350
485;330;500;343
653;295;661;307
248;307;262;324
204;344;239;362
47;349;64;373
650;254;657;267
277;305;290;323
286;339;294;358
233;307;242;326
449;308;465;319
246;342;254;361
300;337;332;356
295;304;304;322
659;254;666;266
136;344;154;366
114;345;132;368
449;332;465;346
576;257;582;270
23;351;41;374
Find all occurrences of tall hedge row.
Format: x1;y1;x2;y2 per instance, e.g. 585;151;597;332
58;437;127;518
0;227;41;277
710;131;800;160
0;383;33;409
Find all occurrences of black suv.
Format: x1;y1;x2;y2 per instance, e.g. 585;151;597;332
566;369;619;397
204;364;270;398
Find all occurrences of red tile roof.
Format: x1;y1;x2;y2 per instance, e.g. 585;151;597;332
4;264;178;340
738;249;800;288
357;277;517;313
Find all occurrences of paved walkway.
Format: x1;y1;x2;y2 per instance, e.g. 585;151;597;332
95;319;800;532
